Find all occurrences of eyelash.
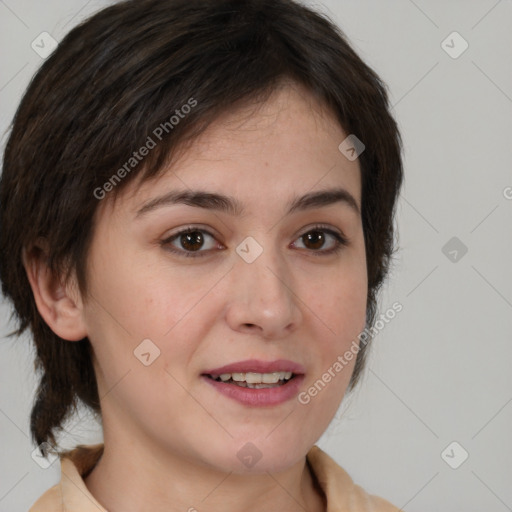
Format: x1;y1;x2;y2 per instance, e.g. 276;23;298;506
160;224;349;259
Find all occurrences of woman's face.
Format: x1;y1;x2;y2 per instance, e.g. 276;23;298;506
81;83;367;473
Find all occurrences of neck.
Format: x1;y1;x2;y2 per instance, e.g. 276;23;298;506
84;428;326;512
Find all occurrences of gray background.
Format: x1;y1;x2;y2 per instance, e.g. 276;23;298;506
1;0;511;510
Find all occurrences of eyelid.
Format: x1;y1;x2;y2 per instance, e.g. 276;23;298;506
163;224;220;241
296;223;347;240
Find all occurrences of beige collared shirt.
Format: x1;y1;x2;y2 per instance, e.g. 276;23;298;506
29;444;401;511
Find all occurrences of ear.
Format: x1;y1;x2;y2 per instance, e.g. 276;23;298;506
22;240;88;342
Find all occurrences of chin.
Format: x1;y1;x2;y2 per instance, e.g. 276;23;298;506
209;434;312;475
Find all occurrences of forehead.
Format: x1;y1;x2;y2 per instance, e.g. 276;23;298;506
99;83;361;221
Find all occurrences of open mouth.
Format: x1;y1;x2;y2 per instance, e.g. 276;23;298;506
205;371;296;389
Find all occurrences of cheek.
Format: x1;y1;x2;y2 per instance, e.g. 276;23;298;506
299;256;367;403
86;243;201;340
307;260;367;345
84;266;226;405
335;246;368;333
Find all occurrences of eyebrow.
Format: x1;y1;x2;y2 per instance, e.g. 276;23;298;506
134;187;360;219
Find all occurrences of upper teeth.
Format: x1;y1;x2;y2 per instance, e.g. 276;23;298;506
216;372;293;384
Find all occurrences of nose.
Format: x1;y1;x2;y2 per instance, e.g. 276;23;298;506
224;238;303;339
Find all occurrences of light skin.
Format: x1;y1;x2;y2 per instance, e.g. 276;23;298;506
25;82;367;512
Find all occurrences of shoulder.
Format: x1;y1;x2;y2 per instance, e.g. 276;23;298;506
29;443;105;512
28;482;63;511
307;445;401;511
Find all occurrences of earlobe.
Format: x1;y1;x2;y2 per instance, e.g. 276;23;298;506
22;243;88;342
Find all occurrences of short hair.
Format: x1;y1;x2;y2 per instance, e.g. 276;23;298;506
0;0;403;453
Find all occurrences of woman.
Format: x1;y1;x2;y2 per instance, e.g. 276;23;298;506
0;0;404;510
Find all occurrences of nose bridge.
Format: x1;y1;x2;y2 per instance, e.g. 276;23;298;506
238;234;290;299
228;233;300;334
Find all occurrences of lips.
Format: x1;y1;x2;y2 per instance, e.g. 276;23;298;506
201;359;306;406
202;358;306;377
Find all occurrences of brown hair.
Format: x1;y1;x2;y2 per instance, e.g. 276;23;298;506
0;0;403;454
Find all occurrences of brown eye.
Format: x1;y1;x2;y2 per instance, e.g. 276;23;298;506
161;227;220;258
292;226;348;256
302;230;326;250
179;231;205;252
